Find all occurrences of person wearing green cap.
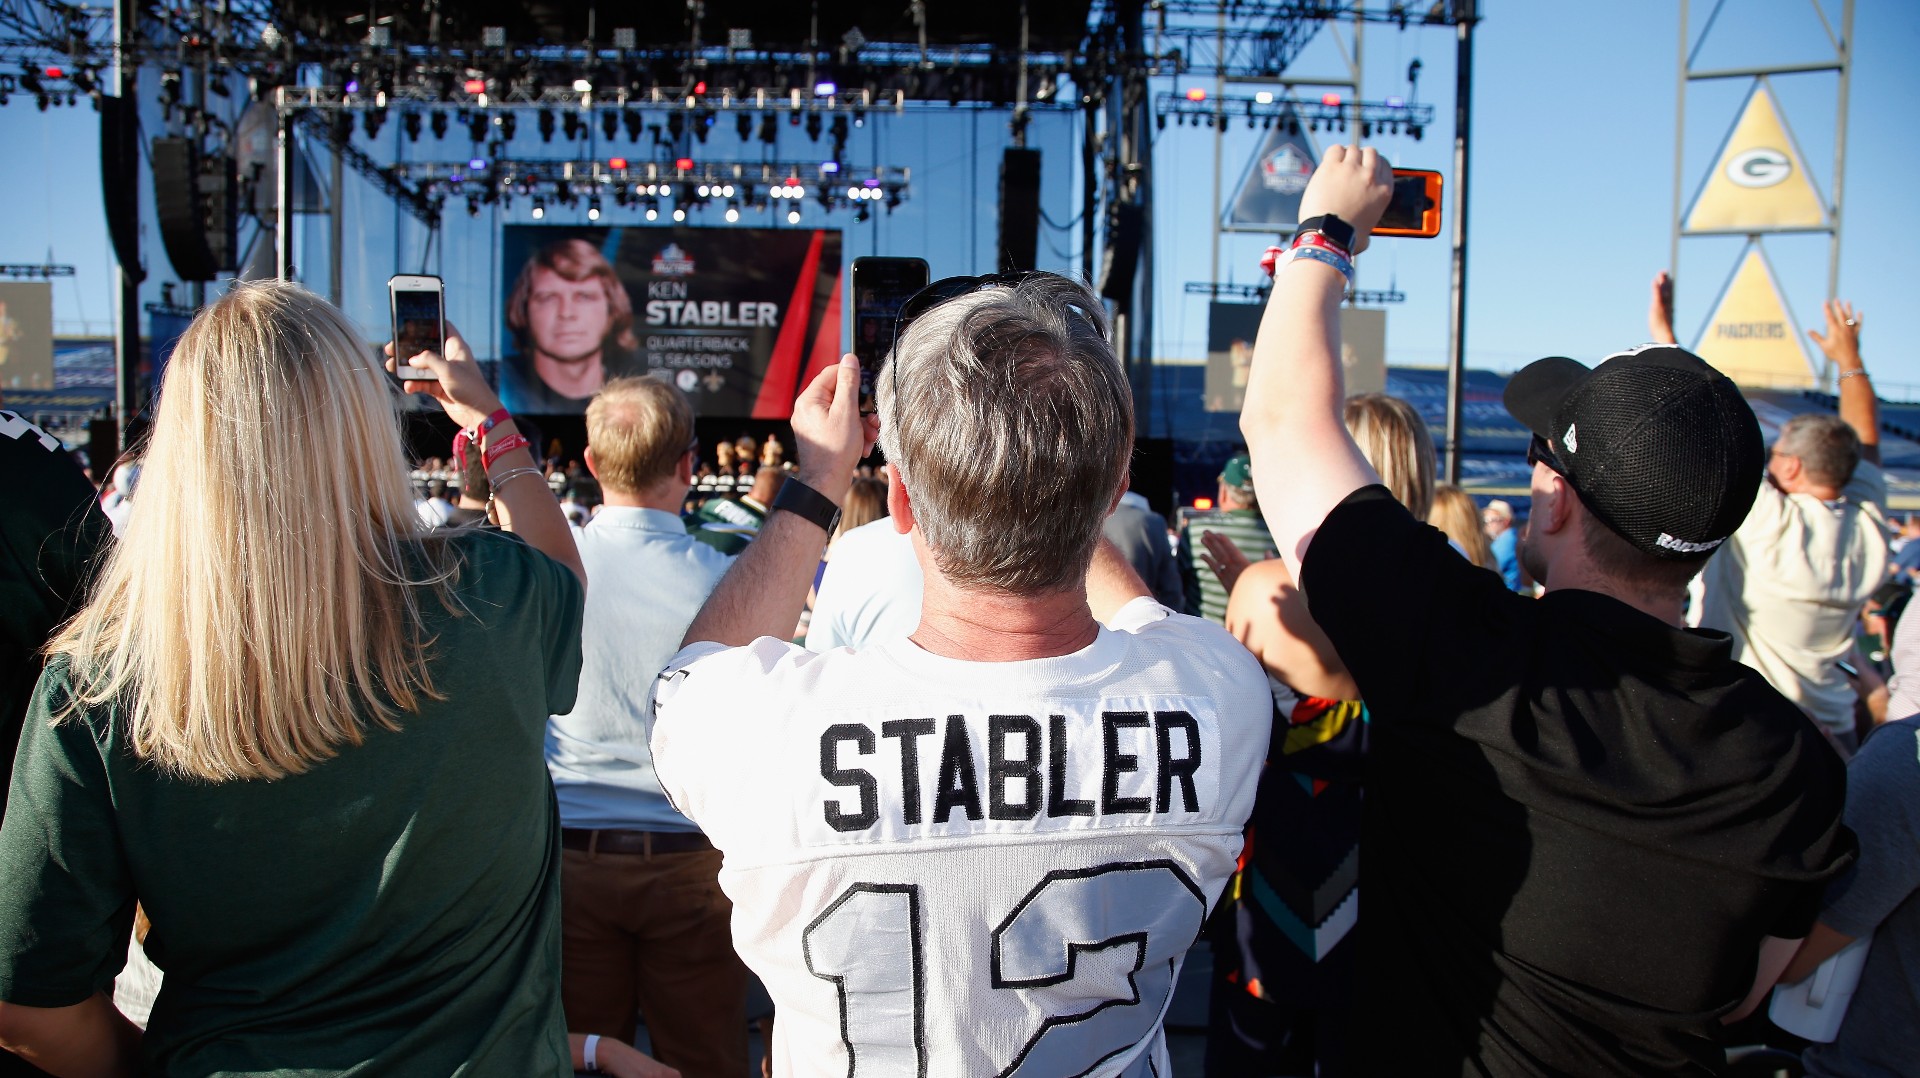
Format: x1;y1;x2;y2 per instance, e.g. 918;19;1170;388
1177;451;1274;624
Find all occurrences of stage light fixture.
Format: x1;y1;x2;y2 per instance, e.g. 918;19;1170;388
673;208;687;221
853;107;866;128
623;109;643;141
805;113;822;142
1185;88;1206;102
467;196;481;217
1410;124;1423;141
645;203;659;221
854;207;870;223
814;80;836;97
725;202;740;223
697;183;711;197
760;114;779;144
588;197;601;221
363;109;385;138
829;115;849;143
1321;92;1341;107
430;110;449;138
720;184;735;198
737;113;752;141
539;109;556;142
469;157;488;170
464;78;486;95
564;112;585;140
1255;91;1275;104
609;156;628;170
668;112;684;139
573;78;593;94
1156;112;1165;131
532;199;546;220
403;112;422;141
659;185;671;197
500;113;517;141
602;111;618;140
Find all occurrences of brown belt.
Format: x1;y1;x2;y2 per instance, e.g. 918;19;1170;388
560;828;713;856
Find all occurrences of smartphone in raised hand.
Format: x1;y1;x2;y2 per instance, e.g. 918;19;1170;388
389;274;445;380
1374;169;1443;238
850;257;930;412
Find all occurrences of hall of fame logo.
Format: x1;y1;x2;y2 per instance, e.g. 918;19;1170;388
1260;144;1314;195
652;244;696;277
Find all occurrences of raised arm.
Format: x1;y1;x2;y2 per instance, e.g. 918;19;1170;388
1809;300;1878;466
683;354;876;648
389;325;585;585
1240;145;1394;575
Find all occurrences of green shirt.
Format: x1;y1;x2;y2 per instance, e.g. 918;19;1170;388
0;529;585;1076
1177;508;1275;625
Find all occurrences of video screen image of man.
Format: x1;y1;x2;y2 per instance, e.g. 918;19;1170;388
499;237;643;414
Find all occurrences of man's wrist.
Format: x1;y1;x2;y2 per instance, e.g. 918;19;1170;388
773;475;843;533
793;469;851;507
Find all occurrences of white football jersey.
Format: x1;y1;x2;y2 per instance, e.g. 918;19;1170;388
652;598;1271;1077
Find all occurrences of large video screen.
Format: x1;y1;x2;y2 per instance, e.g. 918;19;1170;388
496;226;843;416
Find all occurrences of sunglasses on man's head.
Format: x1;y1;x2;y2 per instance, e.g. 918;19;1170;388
886;271;1098;411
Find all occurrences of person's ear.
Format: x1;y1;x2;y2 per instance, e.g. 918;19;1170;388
1540;472;1578;537
583;446;601;481
1774;452;1803;486
886;463;915;534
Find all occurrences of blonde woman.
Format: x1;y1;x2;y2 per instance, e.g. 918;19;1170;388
1198;391;1437;1074
1429;483;1497;571
0;283;592;1075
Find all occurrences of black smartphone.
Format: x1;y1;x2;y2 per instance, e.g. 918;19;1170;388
1375;169;1443;238
388;274;446;380
850;256;930;412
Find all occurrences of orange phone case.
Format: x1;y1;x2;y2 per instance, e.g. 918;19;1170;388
1374;169;1443;238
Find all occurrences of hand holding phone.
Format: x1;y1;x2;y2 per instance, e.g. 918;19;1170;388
384;321;503;430
850;257;930;413
389;274;446;380
1374;169;1444;238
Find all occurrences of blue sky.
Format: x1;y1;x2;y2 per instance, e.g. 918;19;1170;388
2;0;1915;392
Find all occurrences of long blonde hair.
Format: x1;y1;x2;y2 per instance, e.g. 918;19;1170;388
1429;483;1496;570
50;281;457;782
1344;393;1437;519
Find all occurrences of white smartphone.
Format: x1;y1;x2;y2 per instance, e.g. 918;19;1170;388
388;274;445;380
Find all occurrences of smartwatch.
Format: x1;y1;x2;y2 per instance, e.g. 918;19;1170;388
1294;213;1355;252
772;476;842;534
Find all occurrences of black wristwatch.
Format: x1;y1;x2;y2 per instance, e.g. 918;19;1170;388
1294;213;1355;251
772;476;842;534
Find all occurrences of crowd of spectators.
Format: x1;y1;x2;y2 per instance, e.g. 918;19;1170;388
0;147;1912;1078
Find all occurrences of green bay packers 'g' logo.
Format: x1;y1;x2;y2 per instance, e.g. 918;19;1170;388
1727;148;1791;189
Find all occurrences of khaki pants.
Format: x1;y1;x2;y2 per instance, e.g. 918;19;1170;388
561;845;749;1078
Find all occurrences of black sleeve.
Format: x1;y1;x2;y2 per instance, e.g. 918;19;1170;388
1299;485;1520;719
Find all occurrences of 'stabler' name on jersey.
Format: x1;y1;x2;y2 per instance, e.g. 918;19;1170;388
810;705;1223;845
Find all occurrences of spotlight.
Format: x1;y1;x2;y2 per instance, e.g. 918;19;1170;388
759;113;778;144
725;202;740;222
362;109;385;138
539;109;556;141
532;199;546;220
464;78;487;95
644;199;659;221
624;108;643;141
602;111;618;140
573;78;593;94
673;207;686;221
588;197;601;221
564;112;584;140
737;113;752;141
500;113;516;141
805;113;822;141
720;184;735;198
829;115;849;143
430;110;449;138
692;109;712;143
467;112;488;141
667;113;684;139
787;208;800;224
697;183;711;197
403;111;422;141
467;196;481;216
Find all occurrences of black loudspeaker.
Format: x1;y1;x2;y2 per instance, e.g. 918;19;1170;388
997;148;1041;272
152;138;237;281
1099;202;1144;304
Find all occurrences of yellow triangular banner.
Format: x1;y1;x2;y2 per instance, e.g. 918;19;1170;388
1684;81;1829;233
1692;245;1815;388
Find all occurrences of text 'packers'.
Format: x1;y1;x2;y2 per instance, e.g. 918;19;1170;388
818;711;1204;832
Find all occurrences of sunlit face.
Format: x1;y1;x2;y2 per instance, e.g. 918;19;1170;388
525;266;612;365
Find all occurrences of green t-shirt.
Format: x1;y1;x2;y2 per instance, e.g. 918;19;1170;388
0;528;584;1076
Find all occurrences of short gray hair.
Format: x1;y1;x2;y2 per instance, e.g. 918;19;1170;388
877;274;1131;593
1776;413;1860;489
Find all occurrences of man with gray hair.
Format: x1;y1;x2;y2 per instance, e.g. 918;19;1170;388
648;273;1270;1077
1691;300;1891;752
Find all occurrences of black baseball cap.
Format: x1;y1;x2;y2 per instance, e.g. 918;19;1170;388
1503;345;1765;561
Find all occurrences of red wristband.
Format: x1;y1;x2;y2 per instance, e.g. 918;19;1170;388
483;432;531;469
1291;230;1352;260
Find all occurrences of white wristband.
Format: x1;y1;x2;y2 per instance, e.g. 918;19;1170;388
583;1033;600;1072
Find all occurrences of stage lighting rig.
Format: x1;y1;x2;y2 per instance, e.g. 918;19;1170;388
538;109;556;142
587;196;601;220
363;109;384;138
759;114;778;144
805;113;822;142
467;111;487;142
624;109;644;141
431;110;449;138
737;113;752;141
500;114;517;141
563;112;585;140
403;112;422;141
667;112;684;140
531;198;545;220
602;110;618;140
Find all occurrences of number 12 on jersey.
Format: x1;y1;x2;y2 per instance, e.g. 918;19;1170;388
802;861;1207;1077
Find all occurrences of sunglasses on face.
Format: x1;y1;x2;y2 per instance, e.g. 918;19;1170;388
1527;433;1566;475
